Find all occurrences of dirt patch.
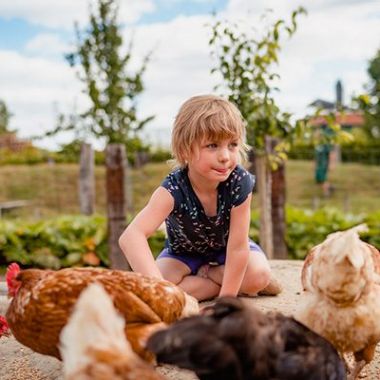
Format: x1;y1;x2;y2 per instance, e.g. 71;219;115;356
0;260;379;379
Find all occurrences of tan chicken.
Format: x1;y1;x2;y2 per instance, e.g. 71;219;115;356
5;263;198;362
301;224;380;292
296;225;380;380
60;282;164;380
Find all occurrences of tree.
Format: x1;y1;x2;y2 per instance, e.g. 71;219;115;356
0;100;13;135
209;8;306;257
356;48;380;139
65;0;154;143
65;0;154;268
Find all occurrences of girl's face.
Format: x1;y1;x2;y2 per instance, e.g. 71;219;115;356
187;137;240;184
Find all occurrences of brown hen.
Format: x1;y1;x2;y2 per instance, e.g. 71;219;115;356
5;264;198;362
297;225;380;380
60;282;164;380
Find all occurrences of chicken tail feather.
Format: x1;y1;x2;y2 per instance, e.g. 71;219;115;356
59;282;132;376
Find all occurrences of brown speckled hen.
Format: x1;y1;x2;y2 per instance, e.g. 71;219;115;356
147;297;346;380
5;263;198;362
60;282;164;380
297;225;380;380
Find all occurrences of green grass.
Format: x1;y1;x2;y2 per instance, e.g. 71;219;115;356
0;160;379;218
286;160;380;213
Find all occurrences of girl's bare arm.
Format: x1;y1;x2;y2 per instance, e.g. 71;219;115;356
119;187;174;279
219;194;252;297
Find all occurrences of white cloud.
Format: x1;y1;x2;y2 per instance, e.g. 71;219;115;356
1;0;380;150
124;14;219;136
0;0;155;29
0;50;85;147
25;33;71;58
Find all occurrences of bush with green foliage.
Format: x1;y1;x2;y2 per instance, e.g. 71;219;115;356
289;140;380;165
149;148;172;163
0;146;51;165
0;215;166;269
1;208;379;268
0;216;108;268
252;206;379;259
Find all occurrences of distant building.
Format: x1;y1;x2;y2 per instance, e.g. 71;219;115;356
308;80;364;130
0;132;32;152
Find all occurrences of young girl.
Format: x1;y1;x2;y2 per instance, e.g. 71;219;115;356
119;95;275;301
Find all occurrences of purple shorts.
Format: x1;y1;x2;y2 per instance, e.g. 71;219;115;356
157;240;264;275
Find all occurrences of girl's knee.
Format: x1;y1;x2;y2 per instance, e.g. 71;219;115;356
161;271;182;285
158;266;183;284
243;265;271;293
157;258;190;285
255;266;271;289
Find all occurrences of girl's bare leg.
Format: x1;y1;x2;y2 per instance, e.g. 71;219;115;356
239;252;271;295
208;251;271;295
157;258;220;301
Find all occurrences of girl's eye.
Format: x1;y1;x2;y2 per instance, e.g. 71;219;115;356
206;143;218;149
229;142;239;149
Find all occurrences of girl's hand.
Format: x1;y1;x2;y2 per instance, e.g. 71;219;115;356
196;264;210;279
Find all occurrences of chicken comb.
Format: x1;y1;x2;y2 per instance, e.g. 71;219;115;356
6;263;21;293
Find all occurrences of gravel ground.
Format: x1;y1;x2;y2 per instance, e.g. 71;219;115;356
0;260;379;379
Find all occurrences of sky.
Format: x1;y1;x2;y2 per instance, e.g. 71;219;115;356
0;0;379;150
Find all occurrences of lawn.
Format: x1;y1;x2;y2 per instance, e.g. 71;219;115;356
0;160;379;218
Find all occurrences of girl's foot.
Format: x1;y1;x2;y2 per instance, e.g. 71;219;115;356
258;275;283;296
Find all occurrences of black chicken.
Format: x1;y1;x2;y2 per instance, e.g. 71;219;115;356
147;297;346;380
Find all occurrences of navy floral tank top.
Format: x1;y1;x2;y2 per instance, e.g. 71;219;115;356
161;164;255;256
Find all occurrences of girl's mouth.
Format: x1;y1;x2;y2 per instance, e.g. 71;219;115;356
214;168;229;174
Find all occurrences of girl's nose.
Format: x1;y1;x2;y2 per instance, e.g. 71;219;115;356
218;148;229;161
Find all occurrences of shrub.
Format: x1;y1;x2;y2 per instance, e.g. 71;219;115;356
0;215;167;268
1;208;379;268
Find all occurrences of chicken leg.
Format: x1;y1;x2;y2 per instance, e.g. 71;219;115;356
349;343;377;380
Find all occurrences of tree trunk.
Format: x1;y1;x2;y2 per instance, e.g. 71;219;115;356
79;143;95;215
271;155;287;259
255;152;273;258
105;144;131;270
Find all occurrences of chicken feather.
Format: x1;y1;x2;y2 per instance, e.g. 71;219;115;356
297;225;380;379
148;297;346;380
6;265;198;361
60;282;164;380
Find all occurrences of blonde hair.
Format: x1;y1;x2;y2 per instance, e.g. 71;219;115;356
171;95;248;167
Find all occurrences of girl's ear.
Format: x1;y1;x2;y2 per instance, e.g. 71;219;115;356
182;152;189;164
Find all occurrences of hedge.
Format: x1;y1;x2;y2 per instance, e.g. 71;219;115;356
0;207;379;269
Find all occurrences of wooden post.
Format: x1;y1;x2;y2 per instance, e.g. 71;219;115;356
255;151;274;259
270;138;287;259
79;143;95;215
105;144;131;270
